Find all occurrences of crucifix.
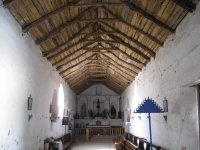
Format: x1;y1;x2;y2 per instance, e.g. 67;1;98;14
93;99;104;117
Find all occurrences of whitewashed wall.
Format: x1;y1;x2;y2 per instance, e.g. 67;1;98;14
0;6;76;150
121;3;200;150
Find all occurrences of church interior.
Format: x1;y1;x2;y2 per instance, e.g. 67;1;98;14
0;0;200;150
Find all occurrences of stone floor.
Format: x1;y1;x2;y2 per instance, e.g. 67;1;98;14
71;135;116;150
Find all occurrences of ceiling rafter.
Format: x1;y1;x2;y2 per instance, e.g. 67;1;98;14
172;0;196;13
56;51;89;70
121;1;175;33
45;31;98;59
103;83;122;94
107;70;131;84
63;61;92;79
59;54;96;75
36;17;120;45
106;75;127;88
36;22;93;45
22;0;82;32
104;81;124;92
87;58;134;81
69;72;90;86
108;65;133;82
71;76;90;88
99;44;142;71
101;6;163;46
105;32;150;61
52;42;94;66
3;0;195;14
106;80;126;90
100;53;137;76
102;54;137;76
67;68;88;82
106;42;145;66
99;22;156;57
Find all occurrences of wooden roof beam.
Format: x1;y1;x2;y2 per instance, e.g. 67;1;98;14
45;31;97;59
22;0;82;32
99;44;142;71
106;75;127;89
103;54;137;75
100;22;155;57
107;68;132;83
67;68;88;82
101;6;163;46
35;17;118;44
63;61;92;79
59;54;96;75
103;83;122;94
52;42;94;66
106;80;125;91
100;53;137;76
172;0;196;13
121;1;175;33
56;50;91;70
69;72;90;86
70;76;90;88
36;22;93;45
108;65;133;82
106;33;150;61
106;42;145;66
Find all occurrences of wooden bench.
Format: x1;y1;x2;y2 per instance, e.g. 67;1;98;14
114;133;163;150
55;133;72;150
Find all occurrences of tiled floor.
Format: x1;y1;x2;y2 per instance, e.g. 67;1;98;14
71;135;116;150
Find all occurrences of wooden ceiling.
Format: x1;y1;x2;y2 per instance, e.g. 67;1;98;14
4;0;195;94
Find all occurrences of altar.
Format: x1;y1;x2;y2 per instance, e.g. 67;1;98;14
85;125;124;141
86;125;111;141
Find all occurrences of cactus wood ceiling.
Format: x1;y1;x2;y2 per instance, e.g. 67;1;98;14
3;0;196;94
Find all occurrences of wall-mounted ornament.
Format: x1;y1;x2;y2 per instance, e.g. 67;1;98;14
27;95;33;110
163;97;168;122
134;97;165;150
163;97;168;112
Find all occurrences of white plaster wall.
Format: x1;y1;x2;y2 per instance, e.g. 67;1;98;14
0;6;76;150
121;3;200;150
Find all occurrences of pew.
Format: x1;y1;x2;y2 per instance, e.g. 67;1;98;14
114;133;164;150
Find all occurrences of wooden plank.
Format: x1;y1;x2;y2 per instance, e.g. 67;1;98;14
100;22;155;57
63;61;92;78
100;53;137;76
45;32;95;59
107;43;145;66
172;0;196;13
106;33;150;61
59;54;96;75
36;22;92;45
122;1;175;33
22;0;81;32
35;18;119;45
56;51;89;70
101;6;163;46
52;42;94;66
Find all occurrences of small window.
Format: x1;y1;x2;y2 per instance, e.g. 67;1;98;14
58;84;64;118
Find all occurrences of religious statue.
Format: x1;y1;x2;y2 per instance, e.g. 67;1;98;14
110;104;116;119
